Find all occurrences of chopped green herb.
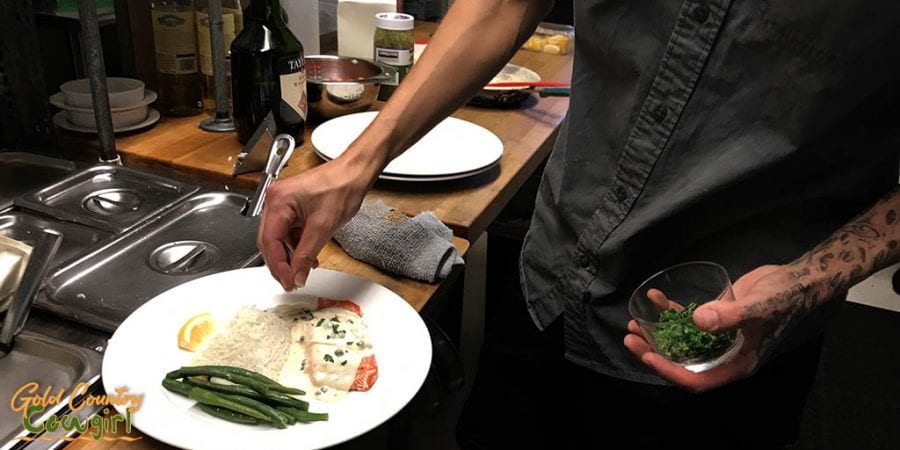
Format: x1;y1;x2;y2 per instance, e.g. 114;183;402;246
316;318;325;327
331;316;340;322
651;303;736;362
323;354;334;363
341;361;347;366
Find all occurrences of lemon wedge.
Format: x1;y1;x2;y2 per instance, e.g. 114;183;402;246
178;313;216;351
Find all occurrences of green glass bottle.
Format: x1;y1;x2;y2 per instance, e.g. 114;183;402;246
231;0;307;144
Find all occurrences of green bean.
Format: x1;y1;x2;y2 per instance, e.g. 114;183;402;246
216;392;290;428
166;366;306;396
161;378;192;397
277;406;329;423
199;404;260;425
263;384;307;395
167;365;278;384
188;387;273;424
184;375;308;409
255;385;310;409
184;377;260;397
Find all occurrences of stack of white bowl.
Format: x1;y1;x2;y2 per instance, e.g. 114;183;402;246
50;78;158;131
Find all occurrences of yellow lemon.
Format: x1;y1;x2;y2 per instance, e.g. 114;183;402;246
178;313;216;351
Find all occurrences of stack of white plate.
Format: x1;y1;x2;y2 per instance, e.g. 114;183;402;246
50;77;160;133
312;111;504;182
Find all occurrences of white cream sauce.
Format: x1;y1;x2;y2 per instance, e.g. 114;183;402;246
272;303;373;402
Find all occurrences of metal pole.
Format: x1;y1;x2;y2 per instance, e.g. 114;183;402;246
77;0;121;164
200;0;235;132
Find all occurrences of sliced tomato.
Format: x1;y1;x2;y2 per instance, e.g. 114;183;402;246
351;355;378;391
316;297;362;316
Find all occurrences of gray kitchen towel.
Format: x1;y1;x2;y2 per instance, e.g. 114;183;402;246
333;200;464;283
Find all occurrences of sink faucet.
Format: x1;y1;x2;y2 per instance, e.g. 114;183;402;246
0;231;62;358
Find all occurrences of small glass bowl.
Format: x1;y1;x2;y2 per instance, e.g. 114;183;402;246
628;261;743;373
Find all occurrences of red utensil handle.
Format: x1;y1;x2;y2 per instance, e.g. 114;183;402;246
484;81;571;88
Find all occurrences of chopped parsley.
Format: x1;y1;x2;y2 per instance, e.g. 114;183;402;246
323;354;334;363
341;361;348;366
331;316;340;322
316;318;325;327
651;303;735;362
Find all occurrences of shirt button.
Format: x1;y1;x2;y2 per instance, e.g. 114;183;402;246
651;104;668;122
692;5;710;23
578;252;591;267
614;186;628;202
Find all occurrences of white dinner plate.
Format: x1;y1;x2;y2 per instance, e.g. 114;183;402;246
313;148;499;182
312;111;504;178
102;267;432;450
53;108;160;134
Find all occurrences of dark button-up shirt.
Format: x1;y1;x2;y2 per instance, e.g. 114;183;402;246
521;0;900;384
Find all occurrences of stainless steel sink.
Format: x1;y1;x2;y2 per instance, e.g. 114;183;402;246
15;164;199;233
40;191;262;332
0;158;266;447
0;153;77;211
0;330;102;449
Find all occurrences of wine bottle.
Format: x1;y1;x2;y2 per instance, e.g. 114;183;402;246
195;0;243;109
231;0;307;144
150;0;204;116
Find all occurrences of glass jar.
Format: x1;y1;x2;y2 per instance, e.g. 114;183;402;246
373;13;414;101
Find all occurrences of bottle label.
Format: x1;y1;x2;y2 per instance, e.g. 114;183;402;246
196;8;243;77
152;10;199;75
279;56;308;121
374;48;412;86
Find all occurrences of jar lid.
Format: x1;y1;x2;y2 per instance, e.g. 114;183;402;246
375;13;414;31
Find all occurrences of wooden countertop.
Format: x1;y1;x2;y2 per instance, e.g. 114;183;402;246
62;22;572;240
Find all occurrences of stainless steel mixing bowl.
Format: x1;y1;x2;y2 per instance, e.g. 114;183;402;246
306;55;393;121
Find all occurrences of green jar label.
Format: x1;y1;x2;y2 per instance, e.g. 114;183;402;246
375;48;412;86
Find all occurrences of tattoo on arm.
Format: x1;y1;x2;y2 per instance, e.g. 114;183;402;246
791;187;899;298
753;188;900;361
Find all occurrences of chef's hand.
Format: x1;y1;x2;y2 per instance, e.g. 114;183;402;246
624;264;821;393
257;156;374;291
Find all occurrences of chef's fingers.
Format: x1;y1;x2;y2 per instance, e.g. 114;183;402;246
289;215;333;289
639;350;753;394
623;332;653;360
627;319;645;338
646;288;684;312
285;227;301;250
257;203;297;291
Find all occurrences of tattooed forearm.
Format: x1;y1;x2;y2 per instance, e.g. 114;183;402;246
750;282;819;362
789;187;900;303
743;188;899;363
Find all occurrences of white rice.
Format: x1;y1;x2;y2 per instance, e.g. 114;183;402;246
192;307;291;379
